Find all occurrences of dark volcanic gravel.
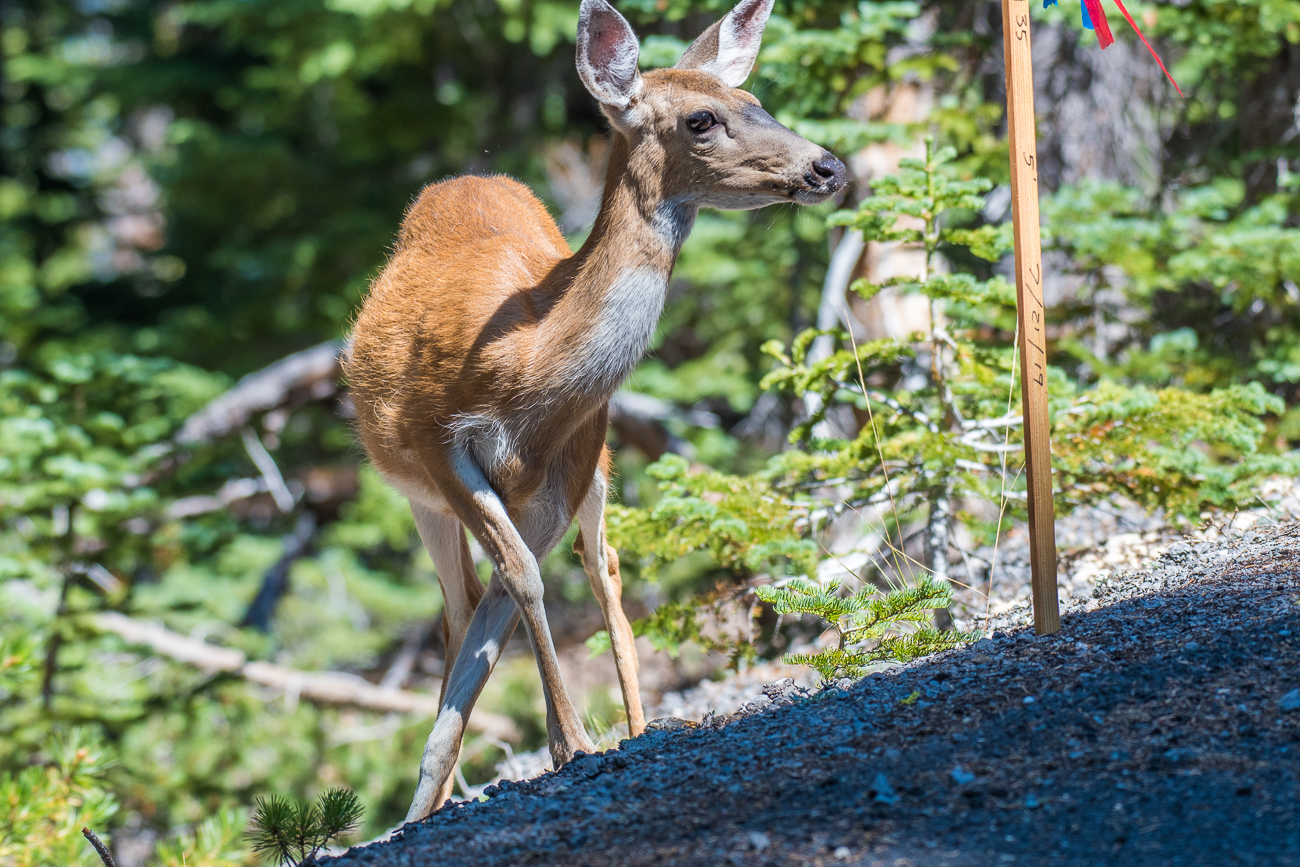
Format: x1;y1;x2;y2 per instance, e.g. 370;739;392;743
334;525;1300;866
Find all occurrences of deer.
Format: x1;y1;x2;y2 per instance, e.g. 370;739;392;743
344;0;845;825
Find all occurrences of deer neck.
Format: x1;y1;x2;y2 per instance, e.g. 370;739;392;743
540;133;696;399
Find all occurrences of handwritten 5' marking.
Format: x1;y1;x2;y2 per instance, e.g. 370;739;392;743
1008;0;1046;386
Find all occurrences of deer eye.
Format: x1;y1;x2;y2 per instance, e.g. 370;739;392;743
686;110;717;133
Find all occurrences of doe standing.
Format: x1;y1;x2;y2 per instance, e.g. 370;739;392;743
345;0;846;824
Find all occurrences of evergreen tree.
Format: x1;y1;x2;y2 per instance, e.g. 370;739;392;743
610;138;1293;662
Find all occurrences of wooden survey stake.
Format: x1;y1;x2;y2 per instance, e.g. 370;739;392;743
1002;0;1060;636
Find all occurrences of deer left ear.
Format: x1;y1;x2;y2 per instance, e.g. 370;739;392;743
675;0;773;87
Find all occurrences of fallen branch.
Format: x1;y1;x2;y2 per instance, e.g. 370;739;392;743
165;476;267;519
92;612;519;742
177;338;687;466
177;339;346;445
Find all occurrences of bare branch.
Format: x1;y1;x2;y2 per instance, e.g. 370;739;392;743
165;476;266;519
958;434;1023;454
177;339;345;445
92;612;519;741
96;612;245;671
863;388;939;434
241;427;296;512
961;412;1023;431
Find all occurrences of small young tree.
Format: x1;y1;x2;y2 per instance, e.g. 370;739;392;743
755;576;977;680
609;138;1292;675
765;137;1020;619
153;809;249;867
248;788;363;867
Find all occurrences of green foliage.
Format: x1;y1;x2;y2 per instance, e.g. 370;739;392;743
589;593;761;665
759;139;1025;583
0;730;119;867
1043;178;1300;396
769;139;1290;532
756;577;979;679
615;136;1294;672
0;348;225;584
154;808;250;867
248;788;363;866
609;454;817;579
1051;381;1291;514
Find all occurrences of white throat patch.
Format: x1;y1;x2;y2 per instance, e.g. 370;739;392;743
565;266;669;395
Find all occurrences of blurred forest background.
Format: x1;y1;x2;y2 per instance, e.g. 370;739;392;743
3;0;1300;862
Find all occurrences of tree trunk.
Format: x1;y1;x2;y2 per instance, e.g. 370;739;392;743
926;490;955;631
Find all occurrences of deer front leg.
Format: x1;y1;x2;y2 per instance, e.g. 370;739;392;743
453;464;594;767
575;468;645;737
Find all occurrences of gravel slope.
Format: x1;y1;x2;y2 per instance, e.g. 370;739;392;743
333;525;1300;867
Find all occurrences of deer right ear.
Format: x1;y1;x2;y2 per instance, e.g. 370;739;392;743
577;0;642;110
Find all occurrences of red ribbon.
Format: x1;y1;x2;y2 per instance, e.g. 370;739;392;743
1109;0;1184;96
1082;0;1114;49
1083;0;1183;96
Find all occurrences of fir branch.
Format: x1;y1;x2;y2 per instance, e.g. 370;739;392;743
761;576;977;681
249;795;297;866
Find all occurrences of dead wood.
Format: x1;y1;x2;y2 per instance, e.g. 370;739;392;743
92;611;519;741
177;339;345;445
175;338;686;464
81;827;117;867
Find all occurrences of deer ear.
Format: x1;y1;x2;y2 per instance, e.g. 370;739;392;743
577;0;642;109
674;0;772;87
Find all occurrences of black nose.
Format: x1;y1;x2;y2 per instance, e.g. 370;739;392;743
810;151;846;189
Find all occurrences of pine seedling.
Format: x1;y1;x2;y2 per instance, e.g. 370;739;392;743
248;788;363;866
756;577;979;680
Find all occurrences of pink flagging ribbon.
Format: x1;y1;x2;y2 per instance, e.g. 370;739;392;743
1108;0;1184;96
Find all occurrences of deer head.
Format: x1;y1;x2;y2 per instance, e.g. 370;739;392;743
576;0;846;213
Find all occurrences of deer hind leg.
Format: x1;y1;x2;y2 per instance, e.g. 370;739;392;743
405;572;519;823
410;504;489;807
403;446;592;824
574;464;645;737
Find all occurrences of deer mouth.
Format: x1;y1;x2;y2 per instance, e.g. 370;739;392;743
791;186;839;205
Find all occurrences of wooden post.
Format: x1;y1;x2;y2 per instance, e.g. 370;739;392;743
1001;0;1060;636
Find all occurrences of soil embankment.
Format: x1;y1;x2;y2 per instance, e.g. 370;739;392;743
334;526;1300;866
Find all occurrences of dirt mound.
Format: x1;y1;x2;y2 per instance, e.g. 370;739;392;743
333;525;1300;866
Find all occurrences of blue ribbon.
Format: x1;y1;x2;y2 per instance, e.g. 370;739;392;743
1043;0;1095;30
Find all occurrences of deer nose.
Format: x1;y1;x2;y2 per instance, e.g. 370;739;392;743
809;152;846;190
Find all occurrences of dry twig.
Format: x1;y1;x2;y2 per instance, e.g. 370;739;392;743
82;827;117;867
